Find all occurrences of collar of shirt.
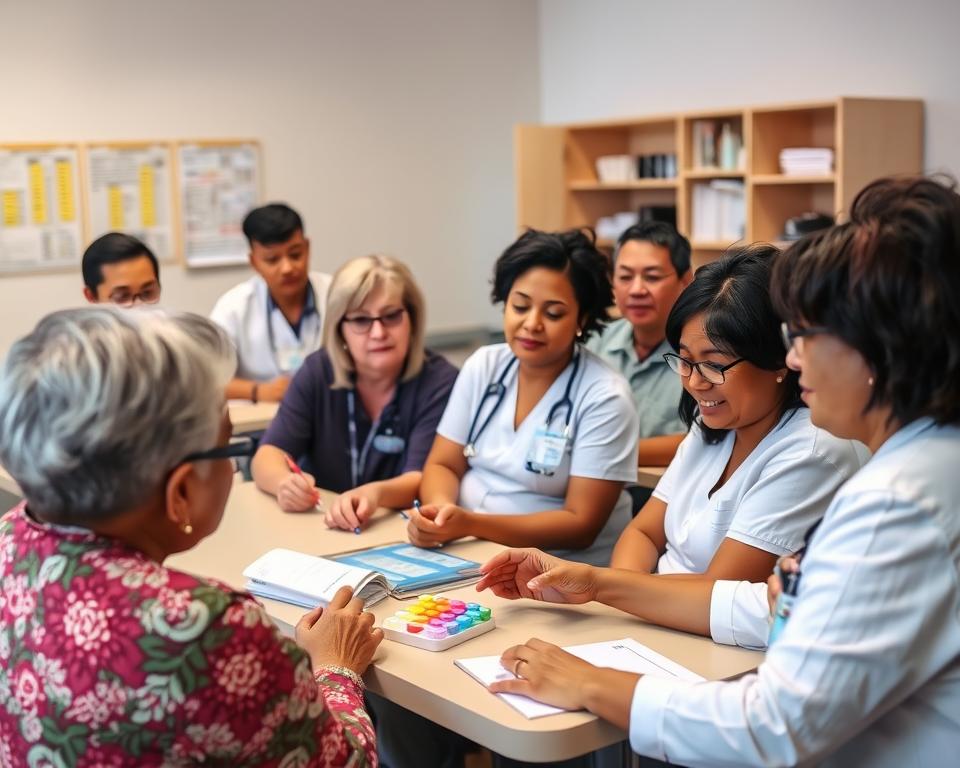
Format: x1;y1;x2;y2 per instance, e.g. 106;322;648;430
266;280;317;339
602;320;673;373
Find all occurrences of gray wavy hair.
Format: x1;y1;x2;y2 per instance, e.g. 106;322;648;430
0;307;236;524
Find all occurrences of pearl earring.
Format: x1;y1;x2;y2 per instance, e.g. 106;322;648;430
576;329;583;338
181;521;193;535
776;375;784;383
868;376;875;386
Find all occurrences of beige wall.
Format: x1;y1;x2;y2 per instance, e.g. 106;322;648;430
538;0;960;178
0;0;540;355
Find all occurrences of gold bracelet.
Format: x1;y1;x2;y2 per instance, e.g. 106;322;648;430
315;664;365;690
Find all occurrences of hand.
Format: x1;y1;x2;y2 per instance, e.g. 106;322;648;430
490;638;597;711
295;585;384;675
476;548;599;604
259;375;291;402
406;503;472;547
767;555;800;615
277;470;321;513
326;486;379;531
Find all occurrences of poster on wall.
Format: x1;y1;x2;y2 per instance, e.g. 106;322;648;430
177;141;261;268
84;142;175;262
0;144;84;273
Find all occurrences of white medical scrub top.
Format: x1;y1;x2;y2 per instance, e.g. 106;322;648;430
210;271;332;382
653;408;865;574
436;343;639;566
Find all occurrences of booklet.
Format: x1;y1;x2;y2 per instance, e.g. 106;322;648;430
243;544;482;609
455;637;704;719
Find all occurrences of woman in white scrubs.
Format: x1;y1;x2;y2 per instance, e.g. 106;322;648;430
480;176;960;766
406;227;639;566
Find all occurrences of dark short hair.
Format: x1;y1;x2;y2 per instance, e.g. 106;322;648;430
615;221;692;276
81;233;159;292
490;228;613;342
771;175;960;427
242;203;304;246
666;244;802;443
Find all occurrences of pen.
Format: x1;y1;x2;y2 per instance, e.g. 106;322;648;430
405;499;418;521
282;455;331;522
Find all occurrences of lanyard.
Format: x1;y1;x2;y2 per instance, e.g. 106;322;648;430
347;389;384;488
463;351;580;458
266;297;320;373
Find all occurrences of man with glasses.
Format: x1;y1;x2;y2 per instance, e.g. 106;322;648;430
587;222;693;466
210;203;332;403
82;232;161;307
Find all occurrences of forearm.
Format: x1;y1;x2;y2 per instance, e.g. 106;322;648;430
467;509;602;550
363;471;422;510
226;377;258;400
312;669;377;767
419;463;462;506
581;668;641;730
609;526;661;572
251;445;292;495
595;569;714;636
637;433;685;466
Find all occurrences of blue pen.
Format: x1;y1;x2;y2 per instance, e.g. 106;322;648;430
405;499;418;521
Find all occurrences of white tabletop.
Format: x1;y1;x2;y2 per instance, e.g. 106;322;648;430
227;399;279;434
169;482;761;762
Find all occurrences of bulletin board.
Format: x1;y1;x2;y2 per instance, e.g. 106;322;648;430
176;140;261;268
83;141;175;262
0;143;84;273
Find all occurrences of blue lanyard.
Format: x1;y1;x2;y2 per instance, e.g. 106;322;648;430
463;351;580;458
347;390;384;488
266;294;320;370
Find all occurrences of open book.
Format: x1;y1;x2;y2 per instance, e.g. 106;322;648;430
243;544;482;609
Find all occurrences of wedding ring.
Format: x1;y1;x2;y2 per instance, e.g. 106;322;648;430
513;658;524;678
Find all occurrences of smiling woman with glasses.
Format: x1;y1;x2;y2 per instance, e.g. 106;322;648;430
0;307;382;765
251;254;458;532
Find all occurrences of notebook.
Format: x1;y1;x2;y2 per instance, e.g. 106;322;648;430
455;637;704;719
243;544;482;609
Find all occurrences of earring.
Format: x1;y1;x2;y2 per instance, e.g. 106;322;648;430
868;376;875;386
181;521;193;535
776;375;784;383
576;329;583;338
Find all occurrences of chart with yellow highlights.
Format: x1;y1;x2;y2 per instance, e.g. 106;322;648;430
84;143;174;262
0;145;83;272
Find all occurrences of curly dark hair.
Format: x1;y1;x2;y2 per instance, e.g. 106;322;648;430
490;228;613;342
770;175;960;427
666;244;802;444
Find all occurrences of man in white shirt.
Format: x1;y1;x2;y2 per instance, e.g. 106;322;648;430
210;203;332;402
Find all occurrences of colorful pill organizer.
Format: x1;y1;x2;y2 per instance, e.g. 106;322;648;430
381;594;495;651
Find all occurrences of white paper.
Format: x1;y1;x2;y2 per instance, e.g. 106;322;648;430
455;637;705;719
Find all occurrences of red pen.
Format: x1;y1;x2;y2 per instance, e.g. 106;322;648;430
283;455;327;518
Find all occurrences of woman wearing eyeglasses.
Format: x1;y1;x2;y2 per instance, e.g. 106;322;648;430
479;176;960;767
477;246;864;641
251;254;458;531
0;308;382;766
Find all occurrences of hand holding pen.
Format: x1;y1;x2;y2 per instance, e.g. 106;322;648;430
279;454;325;516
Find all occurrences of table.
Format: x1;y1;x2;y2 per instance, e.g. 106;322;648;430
636;466;665;489
228;399;279;433
169;482;762;763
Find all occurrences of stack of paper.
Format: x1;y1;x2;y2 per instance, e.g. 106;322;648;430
779;148;834;176
691;180;745;242
455;637;704;719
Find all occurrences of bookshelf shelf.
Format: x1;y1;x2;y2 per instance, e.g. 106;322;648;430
516;97;923;269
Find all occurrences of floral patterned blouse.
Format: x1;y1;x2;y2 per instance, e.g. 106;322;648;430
0;502;377;767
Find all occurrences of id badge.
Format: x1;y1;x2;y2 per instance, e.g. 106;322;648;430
276;345;306;374
524;427;570;476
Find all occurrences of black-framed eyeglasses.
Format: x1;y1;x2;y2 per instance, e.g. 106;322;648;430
181;436;256;471
108;284;161;308
663;352;745;385
341;307;407;334
780;322;831;353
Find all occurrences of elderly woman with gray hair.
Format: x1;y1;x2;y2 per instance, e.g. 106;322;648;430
0;308;382;767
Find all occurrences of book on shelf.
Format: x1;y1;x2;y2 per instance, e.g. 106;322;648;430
691;180;745;242
243;544;483;609
779;147;834;175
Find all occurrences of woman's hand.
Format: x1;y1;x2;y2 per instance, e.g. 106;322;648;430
326;486;379;531
767;555;800;615
476;548;599;604
295;585;384;675
406;503;472;547
490;638;597;710
277;470;321;513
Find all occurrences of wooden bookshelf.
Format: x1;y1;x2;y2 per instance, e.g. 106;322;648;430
515;97;923;268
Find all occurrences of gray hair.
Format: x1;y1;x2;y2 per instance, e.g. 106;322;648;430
0;307;236;524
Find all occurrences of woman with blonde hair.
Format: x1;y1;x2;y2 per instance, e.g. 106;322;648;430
252;254;458;530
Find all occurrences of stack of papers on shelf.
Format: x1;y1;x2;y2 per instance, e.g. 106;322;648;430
691;180;745;242
455;637;704;719
779;147;834;176
595;154;637;183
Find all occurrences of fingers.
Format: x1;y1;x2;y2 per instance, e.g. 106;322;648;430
326;494;362;531
355;496;373;524
296;604;324;631
280;474;321;512
327;585;356;610
489;677;533;695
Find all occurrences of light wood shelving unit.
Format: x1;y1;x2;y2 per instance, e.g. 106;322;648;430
515;97;923;270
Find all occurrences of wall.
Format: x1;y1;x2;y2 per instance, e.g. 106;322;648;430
538;0;960;177
0;0;540;354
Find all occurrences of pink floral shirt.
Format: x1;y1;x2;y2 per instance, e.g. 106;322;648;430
0;502;377;767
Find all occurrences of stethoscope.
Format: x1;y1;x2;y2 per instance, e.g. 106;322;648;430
346;389;406;487
462;350;581;459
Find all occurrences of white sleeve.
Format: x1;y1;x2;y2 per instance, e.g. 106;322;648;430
650;428;694;504
568;377;639;483
209;293;240;350
435;347;487;446
725;431;857;556
710;580;770;650
629;488;958;766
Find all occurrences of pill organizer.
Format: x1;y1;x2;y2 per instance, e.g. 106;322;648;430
381;594;495;651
